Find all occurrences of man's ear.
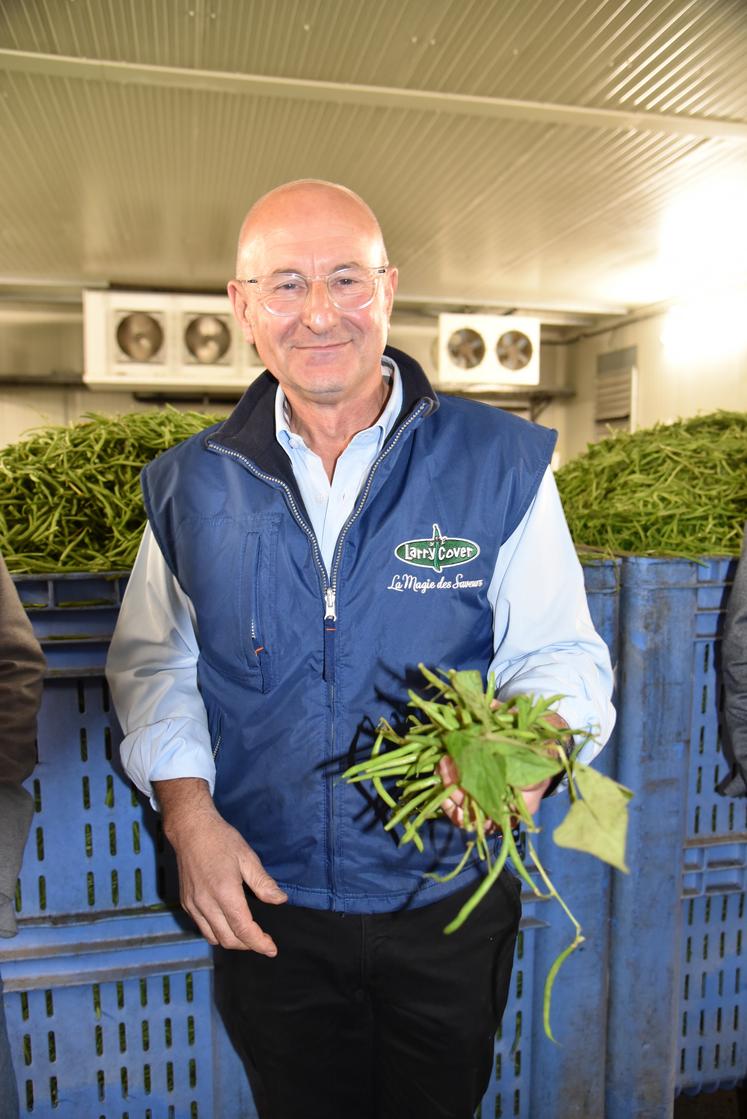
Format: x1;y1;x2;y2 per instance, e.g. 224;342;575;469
227;280;255;345
384;266;399;319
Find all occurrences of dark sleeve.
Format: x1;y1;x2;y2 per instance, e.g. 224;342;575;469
0;554;46;785
721;526;747;797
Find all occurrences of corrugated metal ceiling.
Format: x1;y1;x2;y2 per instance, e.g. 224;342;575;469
0;0;746;321
4;0;747;116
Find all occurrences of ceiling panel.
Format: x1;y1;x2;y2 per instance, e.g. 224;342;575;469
2;0;747;116
0;0;746;320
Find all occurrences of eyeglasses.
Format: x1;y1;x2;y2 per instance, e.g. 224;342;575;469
239;266;389;316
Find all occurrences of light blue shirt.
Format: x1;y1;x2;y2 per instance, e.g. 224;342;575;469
107;361;615;802
274;357;403;574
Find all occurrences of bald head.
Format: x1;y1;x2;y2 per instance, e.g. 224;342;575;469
226;177;398;410
235;179;387;277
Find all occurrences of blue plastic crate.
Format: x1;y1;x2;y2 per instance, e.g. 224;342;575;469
10;565;623;1119
0;913;255;1119
605;557;746;1119
677;558;746;1096
13;672;178;921
478;559;620;1119
13;573;129;676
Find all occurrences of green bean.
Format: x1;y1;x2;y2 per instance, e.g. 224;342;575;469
556;411;747;560
0;409;221;573
384;782;448;831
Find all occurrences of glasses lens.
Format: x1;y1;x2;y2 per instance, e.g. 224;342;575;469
258;275;307;314
256;269;380;314
327;269;376;309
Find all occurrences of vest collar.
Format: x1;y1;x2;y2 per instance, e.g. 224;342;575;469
207;345;438;483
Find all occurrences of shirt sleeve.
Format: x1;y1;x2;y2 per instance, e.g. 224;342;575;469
0;552;45;785
105;526;216;805
487;466;616;764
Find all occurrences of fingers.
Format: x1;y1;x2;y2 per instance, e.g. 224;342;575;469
241;851;288;906
438;756;464;825
184;891;280;956
173;823;287;955
437;756;498;832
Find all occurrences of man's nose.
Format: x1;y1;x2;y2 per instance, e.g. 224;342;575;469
300;278;341;330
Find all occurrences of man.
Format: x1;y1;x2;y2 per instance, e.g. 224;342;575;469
106;179;614;1119
1;554;45;1119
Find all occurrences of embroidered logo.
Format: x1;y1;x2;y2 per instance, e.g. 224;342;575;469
394;524;480;573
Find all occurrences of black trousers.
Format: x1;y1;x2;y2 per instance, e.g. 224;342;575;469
220;873;521;1119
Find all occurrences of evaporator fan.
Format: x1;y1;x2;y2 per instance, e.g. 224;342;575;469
115;312;164;363
446;327;486;370
496;329;533;372
184;314;232;365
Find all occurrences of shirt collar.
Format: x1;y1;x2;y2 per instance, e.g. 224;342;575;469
275;356;403;452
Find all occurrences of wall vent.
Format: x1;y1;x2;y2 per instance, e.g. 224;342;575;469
595;346;637;439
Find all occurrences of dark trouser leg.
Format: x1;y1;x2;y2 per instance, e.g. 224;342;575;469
371;872;521;1119
222;874;520;1119
224;903;377;1119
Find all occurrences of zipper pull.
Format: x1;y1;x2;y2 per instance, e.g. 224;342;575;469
324;587;337;621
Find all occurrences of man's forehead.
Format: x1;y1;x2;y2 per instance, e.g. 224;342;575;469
243;222;381;271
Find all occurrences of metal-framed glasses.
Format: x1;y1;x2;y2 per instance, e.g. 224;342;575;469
240;266;389;315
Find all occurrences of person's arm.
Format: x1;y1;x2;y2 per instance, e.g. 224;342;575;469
487;467;616;763
106;528;287;954
440;468;612;828
721;527;747;796
106;526;216;802
0;553;46;936
0;554;45;784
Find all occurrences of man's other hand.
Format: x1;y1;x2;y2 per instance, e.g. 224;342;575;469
153;778;287;955
438;705;570;828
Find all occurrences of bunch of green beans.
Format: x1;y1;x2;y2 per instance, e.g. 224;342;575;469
343;665;631;1040
0;409;219;573
555;410;747;559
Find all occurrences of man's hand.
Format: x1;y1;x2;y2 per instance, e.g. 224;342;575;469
154;778;287;955
438;706;570;829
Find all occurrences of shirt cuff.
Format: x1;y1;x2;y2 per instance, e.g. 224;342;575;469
119;716;216;809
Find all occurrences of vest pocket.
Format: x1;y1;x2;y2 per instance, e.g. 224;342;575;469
241;530;272;692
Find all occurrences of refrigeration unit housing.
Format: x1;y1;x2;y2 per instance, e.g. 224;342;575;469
83;289;264;392
437;313;541;387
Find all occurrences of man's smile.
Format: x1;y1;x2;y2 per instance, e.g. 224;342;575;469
293;340;350;350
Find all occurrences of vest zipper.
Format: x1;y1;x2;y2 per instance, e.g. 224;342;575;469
326;400;429;607
249;535;268;691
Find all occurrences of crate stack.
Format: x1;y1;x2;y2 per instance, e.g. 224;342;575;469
0;573;254;1119
605;558;746;1117
1;559;745;1119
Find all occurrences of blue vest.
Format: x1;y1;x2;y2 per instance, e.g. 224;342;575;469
142;348;556;913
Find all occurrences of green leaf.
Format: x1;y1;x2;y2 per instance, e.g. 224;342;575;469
449;669;493;723
444;732;508;821
552;764;633;873
500;743;564;788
